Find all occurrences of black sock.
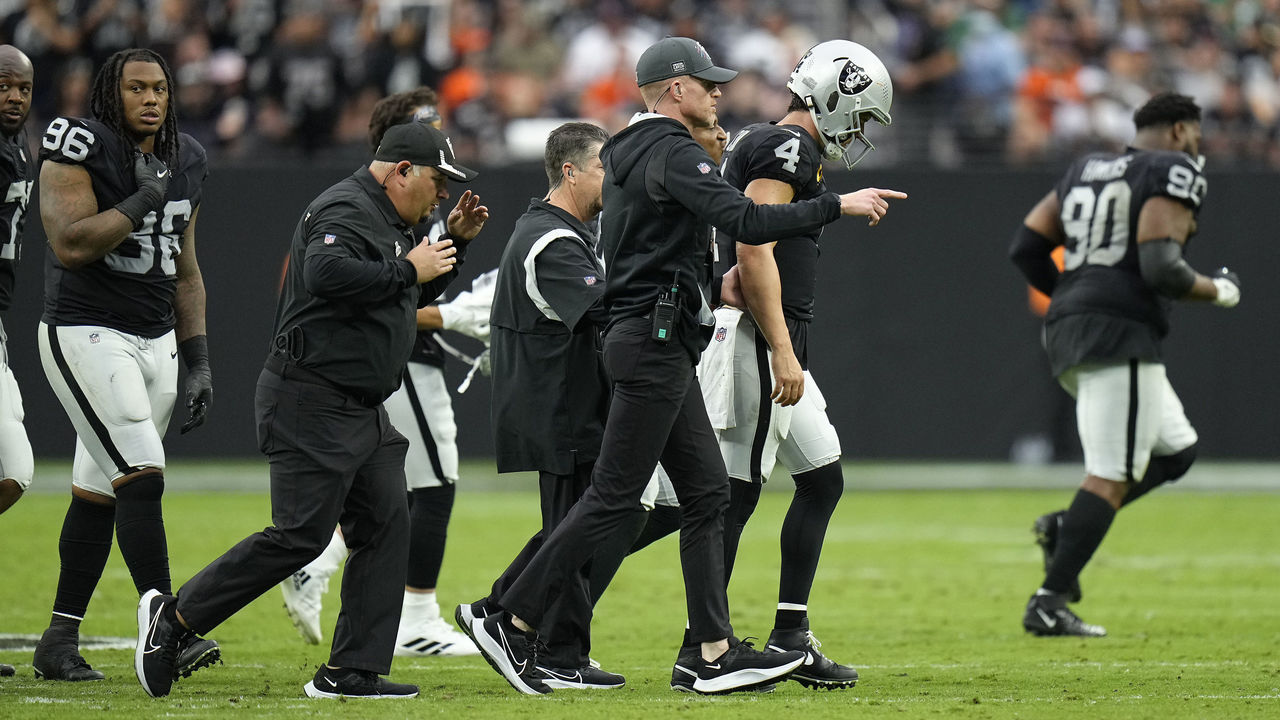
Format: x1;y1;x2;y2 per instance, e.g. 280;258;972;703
1043;489;1115;594
723;481;762;583
113;472;171;595
51;497;116;622
629;504;681;554
406;485;455;589
778;462;844;605
1122;444;1197;508
774;608;806;631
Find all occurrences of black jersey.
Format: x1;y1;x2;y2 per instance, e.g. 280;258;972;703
0;127;33;312
39;117;208;338
718;122;829;365
1044;147;1207;376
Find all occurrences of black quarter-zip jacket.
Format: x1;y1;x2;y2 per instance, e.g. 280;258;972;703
598;114;840;361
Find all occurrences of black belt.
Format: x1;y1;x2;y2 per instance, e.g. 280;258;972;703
264;354;382;407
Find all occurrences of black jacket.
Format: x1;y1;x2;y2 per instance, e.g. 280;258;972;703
599;115;840;361
490;199;609;474
270;168;461;402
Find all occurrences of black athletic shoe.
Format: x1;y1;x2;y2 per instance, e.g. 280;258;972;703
1;663;15;677
766;621;859;690
175;634;221;681
135;589;186;697
692;638;804;695
470;612;552;695
536;663;625;690
1023;592;1106;637
303;665;418;699
454;600;491;647
1034;510;1083;603
32;625;105;682
670;642;700;692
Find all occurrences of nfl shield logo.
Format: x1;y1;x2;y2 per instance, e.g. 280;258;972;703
583;275;597;286
89;332;100;344
697;162;711;174
323;234;336;245
714;326;727;342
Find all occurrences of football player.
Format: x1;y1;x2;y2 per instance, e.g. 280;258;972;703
32;48;218;682
0;45;35;521
686;40;901;690
1010;92;1239;636
279;87;484;657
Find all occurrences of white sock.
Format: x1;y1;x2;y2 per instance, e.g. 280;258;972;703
402;590;439;622
309;529;348;577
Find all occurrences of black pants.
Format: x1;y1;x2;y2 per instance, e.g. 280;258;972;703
177;369;410;674
501;319;732;642
481;464;593;667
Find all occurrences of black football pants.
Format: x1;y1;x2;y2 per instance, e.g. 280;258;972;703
176;369;410;674
501;318;733;643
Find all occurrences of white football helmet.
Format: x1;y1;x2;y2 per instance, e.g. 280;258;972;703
787;40;893;168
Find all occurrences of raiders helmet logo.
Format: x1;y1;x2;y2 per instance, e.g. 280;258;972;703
838;61;872;95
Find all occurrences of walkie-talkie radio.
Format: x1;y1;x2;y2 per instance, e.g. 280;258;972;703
651;271;679;343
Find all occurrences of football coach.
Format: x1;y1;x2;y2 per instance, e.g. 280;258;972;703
133;122;487;700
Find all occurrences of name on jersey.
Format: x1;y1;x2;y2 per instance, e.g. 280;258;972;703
1080;157;1131;182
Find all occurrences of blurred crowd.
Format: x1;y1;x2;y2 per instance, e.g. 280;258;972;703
4;0;1280;169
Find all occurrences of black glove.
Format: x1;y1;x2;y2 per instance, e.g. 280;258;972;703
1211;267;1241;308
178;335;212;434
115;152;170;230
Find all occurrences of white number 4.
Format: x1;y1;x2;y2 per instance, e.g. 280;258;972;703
42;118;96;162
774;137;800;173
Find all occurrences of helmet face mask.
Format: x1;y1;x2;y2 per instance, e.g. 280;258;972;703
789;41;893;169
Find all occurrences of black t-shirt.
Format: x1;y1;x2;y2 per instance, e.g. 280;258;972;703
0;127;33;313
39;117;207;337
1044;147;1207;376
718;121;829;366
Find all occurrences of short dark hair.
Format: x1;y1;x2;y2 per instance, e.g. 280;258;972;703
90;48;179;168
1133;92;1201;130
369;86;440;151
788;92;807;113
544;122;609;190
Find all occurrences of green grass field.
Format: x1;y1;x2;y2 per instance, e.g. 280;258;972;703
1;461;1278;718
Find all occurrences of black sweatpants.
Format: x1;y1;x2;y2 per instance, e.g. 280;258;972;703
177;369;410;674
501;319;732;643
481;464;594;667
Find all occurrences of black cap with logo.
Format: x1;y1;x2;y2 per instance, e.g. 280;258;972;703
635;37;739;87
374;122;478;182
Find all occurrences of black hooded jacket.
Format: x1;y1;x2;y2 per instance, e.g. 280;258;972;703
599;115;840;361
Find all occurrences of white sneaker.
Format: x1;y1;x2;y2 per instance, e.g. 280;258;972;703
394;613;480;657
280;568;329;645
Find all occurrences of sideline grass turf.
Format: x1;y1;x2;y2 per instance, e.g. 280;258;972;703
1;465;1278;718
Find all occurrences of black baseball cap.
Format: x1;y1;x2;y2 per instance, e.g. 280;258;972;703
374;122;478;182
635;37;739;87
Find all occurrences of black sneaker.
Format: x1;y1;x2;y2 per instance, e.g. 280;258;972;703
670;641;700;692
175;634;221;681
1023;592;1106;637
1034;511;1083;603
32;625;105;682
692;638;804;695
303;665;419;699
135;589;187;697
1;663;15;677
453;600;490;648
536;663;625;690
471;612;552;695
766;621;859;690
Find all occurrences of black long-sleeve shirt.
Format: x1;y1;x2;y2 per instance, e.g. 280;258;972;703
271;167;461;402
599;115;840;361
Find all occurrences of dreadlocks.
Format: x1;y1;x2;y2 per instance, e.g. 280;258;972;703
89;48;179;169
